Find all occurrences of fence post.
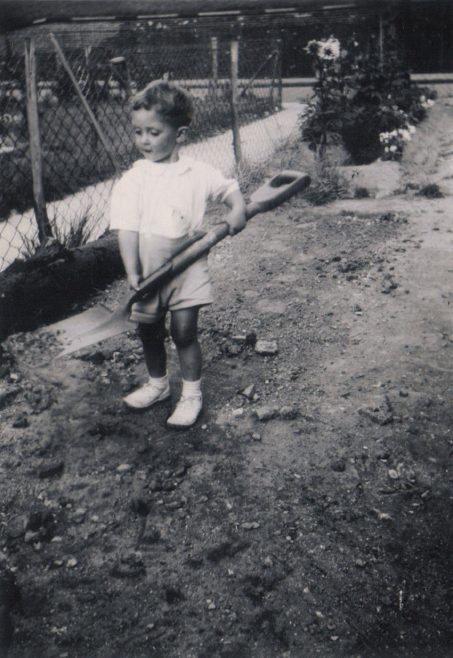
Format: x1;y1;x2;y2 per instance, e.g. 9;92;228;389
276;39;283;109
211;37;218;88
24;37;53;243
229;40;242;169
378;13;384;68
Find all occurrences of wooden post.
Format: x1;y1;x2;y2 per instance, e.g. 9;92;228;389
229;40;242;168
378;13;384;68
50;33;121;175
276;39;283;109
24;37;53;243
211;37;218;88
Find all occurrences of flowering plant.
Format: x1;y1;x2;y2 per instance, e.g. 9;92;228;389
301;33;436;164
379;124;416;160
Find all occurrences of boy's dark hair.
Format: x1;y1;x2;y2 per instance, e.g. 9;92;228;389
130;80;193;127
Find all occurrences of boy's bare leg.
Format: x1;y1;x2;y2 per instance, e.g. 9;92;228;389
170;307;201;381
139;318;167;378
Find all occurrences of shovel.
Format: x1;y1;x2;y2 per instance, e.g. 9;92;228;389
52;170;310;356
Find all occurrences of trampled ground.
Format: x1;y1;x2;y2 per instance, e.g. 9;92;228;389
1;102;453;658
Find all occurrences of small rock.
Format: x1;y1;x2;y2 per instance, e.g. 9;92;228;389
72;508;87;524
111;553;145;579
241;521;260;530
388;469;399;480
358;396;393;426
207;599;216;610
331;459;346;473
116;463;133;474
12;414;29;428
263;556;273;568
254;340;278;356
38;460;64;479
225;343;242;357
24;530;39;544
66;558;78;569
6;515;27;539
251;432;261;441
232;408;244;417
253;406;278;422
279;405;299;420
239;384;256;400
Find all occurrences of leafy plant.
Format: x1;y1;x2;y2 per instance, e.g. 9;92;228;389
301;34;436;164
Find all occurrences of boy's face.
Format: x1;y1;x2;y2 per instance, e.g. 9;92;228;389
132;108;186;163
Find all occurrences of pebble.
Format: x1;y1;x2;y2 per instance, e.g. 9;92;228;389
116;463;133;473
38;460;64;479
251;432;262;441
331;459;346;473
66;558;78;568
253;406;278;422
12;414;29;428
279;405;299;420
241;521;260;530
239;384;256;399
6;515;27;539
254;340;278;356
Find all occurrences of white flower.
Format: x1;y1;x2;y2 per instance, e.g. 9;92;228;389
408;125;416;134
427;99;435;107
390;145;397;152
385;146;389;152
400;129;411;141
420;95;426;103
319;38;341;61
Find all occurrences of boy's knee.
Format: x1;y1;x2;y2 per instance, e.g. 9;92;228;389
138;320;166;344
171;324;197;348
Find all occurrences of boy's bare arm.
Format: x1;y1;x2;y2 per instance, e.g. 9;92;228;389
223;189;247;236
118;230;142;290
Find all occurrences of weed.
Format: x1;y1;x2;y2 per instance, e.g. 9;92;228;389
303;159;349;205
417;183;444;199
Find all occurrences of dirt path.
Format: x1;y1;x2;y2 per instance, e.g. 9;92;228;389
1;105;453;658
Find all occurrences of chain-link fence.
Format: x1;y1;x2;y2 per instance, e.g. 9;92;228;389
0;24;296;272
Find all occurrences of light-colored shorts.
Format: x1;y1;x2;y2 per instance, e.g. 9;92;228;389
130;233;213;324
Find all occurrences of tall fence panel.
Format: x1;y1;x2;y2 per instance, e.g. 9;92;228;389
0;25;291;272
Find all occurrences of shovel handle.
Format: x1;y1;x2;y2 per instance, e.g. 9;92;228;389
129;170;310;305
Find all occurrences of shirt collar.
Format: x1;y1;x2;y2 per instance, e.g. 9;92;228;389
134;155;192;176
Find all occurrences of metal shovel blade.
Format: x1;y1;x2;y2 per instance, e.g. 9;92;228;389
48;305;114;342
58;306;137;356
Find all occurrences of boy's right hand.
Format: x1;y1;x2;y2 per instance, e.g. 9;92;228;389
128;273;142;291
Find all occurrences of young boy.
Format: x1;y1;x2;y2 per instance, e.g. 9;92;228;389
110;80;246;428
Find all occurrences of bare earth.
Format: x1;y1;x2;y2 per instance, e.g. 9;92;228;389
1;102;453;658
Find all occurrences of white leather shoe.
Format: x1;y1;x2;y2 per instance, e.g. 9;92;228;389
167;394;203;428
123;379;170;410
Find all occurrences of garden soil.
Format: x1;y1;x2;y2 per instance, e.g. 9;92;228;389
1;103;453;658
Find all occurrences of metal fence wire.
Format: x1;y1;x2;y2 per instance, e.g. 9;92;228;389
0;25;289;272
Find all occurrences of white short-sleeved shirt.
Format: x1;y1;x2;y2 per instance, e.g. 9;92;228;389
109;155;239;238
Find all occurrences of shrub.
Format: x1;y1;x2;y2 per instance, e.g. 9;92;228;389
301;34;436;165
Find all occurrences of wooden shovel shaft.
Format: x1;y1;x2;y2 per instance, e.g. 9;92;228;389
128;201;261;307
129;167;312;306
58;171;310;354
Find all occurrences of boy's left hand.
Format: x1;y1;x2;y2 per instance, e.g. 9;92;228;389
226;208;247;236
